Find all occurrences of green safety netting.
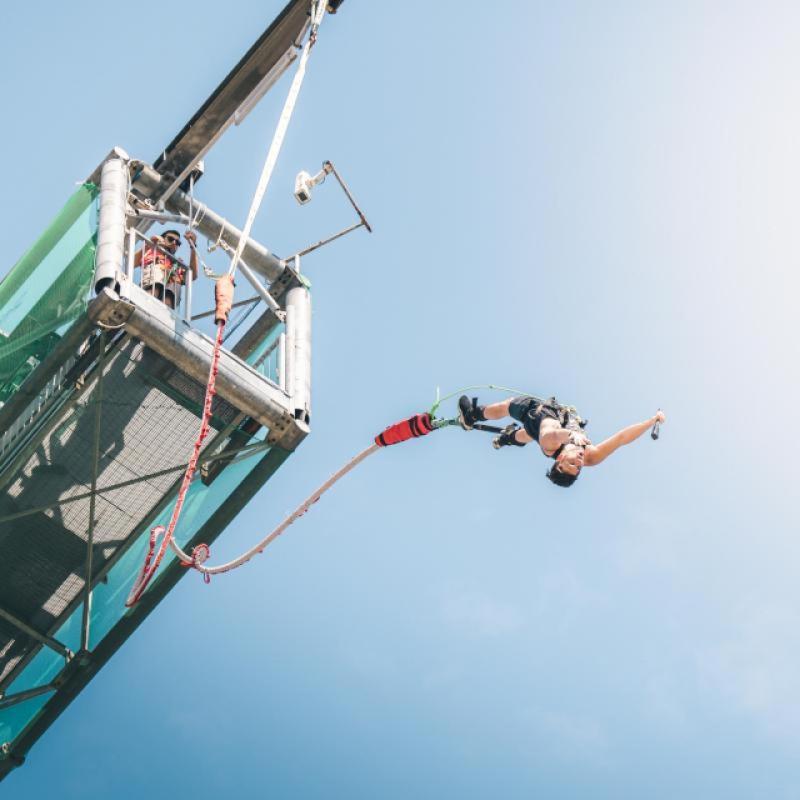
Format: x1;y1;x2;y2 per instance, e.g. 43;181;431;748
0;183;99;405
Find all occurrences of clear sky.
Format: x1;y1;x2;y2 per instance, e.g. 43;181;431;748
2;1;800;798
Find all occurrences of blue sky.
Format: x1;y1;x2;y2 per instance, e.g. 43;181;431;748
2;2;800;798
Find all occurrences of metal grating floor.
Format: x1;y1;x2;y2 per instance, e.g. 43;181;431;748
0;337;242;687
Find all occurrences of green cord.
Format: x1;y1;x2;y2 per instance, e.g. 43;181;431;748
429;384;536;419
429;385;583;425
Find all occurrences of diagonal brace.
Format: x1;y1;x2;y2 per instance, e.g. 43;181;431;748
0;683;55;711
0;607;73;662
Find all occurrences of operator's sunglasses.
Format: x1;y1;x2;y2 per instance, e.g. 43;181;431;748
164;235;181;246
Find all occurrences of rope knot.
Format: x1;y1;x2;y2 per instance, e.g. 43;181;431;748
192;543;211;567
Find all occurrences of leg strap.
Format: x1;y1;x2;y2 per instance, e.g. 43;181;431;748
493;423;526;449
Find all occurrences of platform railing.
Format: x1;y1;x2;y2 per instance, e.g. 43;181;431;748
123;227;196;322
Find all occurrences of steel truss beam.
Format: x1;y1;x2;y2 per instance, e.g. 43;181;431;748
0;684;54;712
0;608;72;662
80;333;109;651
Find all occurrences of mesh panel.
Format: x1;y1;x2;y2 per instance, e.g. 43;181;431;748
153;362;241;427
0;337;230;686
0;184;99;405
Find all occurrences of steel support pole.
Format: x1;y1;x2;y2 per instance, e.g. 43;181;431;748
184;269;193;322
0;684;55;711
284;286;311;423
0;607;72;662
129;209;190;226
81;333;108;652
125;227;136;282
94;158;129;293
278;332;286;393
237;258;283;316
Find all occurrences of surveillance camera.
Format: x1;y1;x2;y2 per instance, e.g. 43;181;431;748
294;167;329;205
294;171;313;205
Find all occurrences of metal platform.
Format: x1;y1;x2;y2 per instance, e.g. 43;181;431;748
0;0;341;776
0;278;308;776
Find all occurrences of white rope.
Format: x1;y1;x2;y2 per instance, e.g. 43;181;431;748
188;174;195;232
227;0;326;280
204;238;237;279
168;443;381;575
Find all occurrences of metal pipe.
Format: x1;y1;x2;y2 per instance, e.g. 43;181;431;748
165;189;284;282
0;684;55;711
289;220;364;260
0;607;72;661
129;209;190;225
184;268;193;322
126;227;136;281
278;332;286;392
94;158;129;293
285;286;311;423
325;160;373;233
81;332;107;652
253;332;283;371
284;297;295;404
237;258;283;316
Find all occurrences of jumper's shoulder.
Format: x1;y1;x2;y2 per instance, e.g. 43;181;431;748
583;444;604;466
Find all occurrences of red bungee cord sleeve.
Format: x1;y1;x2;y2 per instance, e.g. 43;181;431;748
374;412;434;447
126;275;235;607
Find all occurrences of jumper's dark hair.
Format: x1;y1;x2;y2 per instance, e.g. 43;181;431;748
162;229;181;240
546;465;580;488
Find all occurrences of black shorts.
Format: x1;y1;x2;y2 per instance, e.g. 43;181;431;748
509;396;551;441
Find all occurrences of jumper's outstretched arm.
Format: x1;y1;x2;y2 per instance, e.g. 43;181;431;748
584;411;666;466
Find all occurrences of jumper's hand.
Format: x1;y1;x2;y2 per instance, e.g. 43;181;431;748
185;230;197;248
650;409;664;440
569;431;590;447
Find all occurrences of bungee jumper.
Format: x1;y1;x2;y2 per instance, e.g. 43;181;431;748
457;393;666;488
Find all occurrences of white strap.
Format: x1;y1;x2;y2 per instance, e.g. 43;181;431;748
228;0;326;279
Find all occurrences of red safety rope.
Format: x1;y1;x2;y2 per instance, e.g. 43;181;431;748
125;320;225;606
